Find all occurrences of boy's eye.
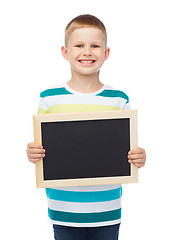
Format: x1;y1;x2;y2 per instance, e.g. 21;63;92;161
92;45;99;48
75;45;83;48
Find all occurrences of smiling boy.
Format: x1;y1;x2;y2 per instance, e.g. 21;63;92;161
27;14;146;240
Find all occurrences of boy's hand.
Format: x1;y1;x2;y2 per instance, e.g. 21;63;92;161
128;147;146;168
26;142;46;163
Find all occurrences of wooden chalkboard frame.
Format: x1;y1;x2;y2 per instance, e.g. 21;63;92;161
33;110;138;188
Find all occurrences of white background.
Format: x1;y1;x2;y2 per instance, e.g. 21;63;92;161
0;0;172;239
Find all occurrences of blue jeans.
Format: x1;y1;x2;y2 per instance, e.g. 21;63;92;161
53;224;120;240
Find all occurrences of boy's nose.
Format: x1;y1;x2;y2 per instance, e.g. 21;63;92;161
83;47;92;56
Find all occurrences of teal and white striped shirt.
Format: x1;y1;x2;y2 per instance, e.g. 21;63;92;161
38;82;130;227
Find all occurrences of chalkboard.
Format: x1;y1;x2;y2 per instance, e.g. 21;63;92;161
33;110;138;188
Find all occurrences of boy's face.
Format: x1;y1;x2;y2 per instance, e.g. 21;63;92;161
62;27;110;76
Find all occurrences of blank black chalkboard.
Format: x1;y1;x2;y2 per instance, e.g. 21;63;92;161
42;118;130;181
33;110;138;188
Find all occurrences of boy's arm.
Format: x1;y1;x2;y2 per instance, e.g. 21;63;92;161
27;93;49;163
123;99;146;168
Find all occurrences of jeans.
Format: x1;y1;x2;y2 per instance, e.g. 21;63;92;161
53;224;120;240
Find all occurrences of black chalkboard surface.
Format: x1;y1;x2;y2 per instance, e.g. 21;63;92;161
33;110;138;188
42;118;130;180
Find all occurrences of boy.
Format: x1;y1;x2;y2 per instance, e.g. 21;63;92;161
27;14;146;240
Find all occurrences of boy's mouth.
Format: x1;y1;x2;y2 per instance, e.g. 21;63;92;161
78;59;96;64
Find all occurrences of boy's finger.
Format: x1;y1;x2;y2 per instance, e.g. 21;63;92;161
29;148;45;154
29;153;45;159
28;142;43;149
128;153;144;160
128;147;145;155
132;163;143;168
29;158;42;163
128;159;145;164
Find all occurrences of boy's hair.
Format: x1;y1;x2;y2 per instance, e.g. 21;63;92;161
65;14;107;47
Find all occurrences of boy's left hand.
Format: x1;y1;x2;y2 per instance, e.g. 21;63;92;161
128;147;146;168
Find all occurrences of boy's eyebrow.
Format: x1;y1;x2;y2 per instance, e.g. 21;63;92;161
72;40;103;45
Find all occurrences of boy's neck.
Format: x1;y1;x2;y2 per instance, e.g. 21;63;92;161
67;71;103;93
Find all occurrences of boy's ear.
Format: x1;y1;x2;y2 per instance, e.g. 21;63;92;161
104;47;110;61
61;46;69;61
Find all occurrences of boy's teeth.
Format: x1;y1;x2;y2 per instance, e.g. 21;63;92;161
80;60;94;63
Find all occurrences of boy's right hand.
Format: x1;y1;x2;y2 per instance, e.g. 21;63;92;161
26;142;46;163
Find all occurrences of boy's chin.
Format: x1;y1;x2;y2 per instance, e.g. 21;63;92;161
71;69;100;76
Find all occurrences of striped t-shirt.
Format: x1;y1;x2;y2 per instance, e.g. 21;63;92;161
37;82;130;227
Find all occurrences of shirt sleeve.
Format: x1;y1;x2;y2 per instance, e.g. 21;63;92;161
37;96;50;114
123;101;131;110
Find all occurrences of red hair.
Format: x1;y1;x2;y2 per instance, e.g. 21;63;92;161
65;14;107;47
